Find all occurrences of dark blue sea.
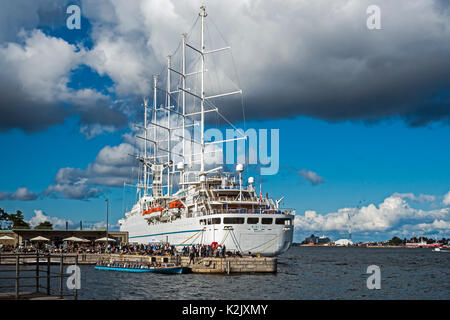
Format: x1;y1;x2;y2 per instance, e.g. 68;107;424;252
77;247;449;299
1;247;449;299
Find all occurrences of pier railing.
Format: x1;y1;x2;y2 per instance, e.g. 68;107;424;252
0;252;78;300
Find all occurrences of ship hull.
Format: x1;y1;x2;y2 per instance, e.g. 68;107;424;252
120;213;294;256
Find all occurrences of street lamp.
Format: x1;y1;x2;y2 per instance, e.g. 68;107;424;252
105;198;109;245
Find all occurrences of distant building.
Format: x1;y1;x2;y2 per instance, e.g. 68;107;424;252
335;239;353;246
304;234;331;245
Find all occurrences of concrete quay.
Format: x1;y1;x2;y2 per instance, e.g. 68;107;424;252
88;253;277;274
0;252;277;274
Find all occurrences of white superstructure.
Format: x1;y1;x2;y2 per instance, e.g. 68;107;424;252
119;6;294;256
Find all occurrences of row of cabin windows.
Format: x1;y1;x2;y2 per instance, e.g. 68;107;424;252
200;217;291;225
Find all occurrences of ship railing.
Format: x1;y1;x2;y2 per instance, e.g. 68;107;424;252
202;209;294;215
0;252;79;300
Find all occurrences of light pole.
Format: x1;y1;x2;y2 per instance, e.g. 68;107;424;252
105;198;109;245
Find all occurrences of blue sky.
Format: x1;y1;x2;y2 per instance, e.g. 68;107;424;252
0;0;449;242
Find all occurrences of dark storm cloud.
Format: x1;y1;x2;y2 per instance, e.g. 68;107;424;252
211;0;450;126
133;0;450;128
2;0;450;136
0;1;128;135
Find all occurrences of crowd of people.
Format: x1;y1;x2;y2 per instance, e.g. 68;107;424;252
1;242;246;258
184;244;228;264
1;242;177;255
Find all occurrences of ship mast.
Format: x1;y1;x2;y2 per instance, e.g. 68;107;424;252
166;5;244;190
143;97;148;195
167;55;172;196
200;5;206;175
153;75;158;164
181;33;186;189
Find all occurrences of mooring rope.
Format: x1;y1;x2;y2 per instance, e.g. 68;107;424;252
176;228;205;247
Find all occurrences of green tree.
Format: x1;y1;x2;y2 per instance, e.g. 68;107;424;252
10;210;30;229
0;208;12;230
389;236;403;246
34;221;53;230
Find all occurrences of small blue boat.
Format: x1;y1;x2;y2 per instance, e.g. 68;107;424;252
95;262;187;274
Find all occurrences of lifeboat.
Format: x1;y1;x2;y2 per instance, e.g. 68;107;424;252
169;200;184;209
142;209;153;216
142;207;163;216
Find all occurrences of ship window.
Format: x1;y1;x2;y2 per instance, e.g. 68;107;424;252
261;218;273;224
223;217;245;224
212;218;221;224
247;218;259;224
276;218;291;225
207;219;212;225
200;219;206;225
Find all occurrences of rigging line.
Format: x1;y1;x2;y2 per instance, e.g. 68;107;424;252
240;90;246;132
220;229;230;245
205;17;241;95
245;230;286;253
178;228;203;246
208;102;245;137
208;15;229;47
209;16;246;131
122;183;125;216
259;230;287;253
204;20;219;97
186;14;200;42
229;229;243;253
168;14;199;66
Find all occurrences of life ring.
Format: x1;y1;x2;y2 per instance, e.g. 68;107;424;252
211;242;218;250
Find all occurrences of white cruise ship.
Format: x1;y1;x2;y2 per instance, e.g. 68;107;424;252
119;6;294;256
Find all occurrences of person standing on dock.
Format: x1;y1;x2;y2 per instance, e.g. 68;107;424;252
189;245;195;265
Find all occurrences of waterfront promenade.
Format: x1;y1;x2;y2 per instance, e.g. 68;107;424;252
0;250;277;276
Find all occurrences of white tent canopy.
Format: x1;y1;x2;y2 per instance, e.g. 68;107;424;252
30;236;50;241
95;237;116;242
335;239;353;246
0;235;14;240
63;236;89;242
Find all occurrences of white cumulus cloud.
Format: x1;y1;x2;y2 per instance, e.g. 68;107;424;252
443;191;450;206
28;209;73;229
294;193;450;235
